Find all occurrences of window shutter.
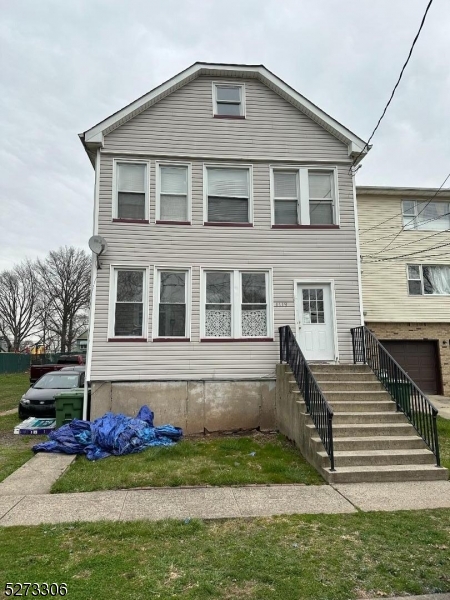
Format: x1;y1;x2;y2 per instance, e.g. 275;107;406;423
208;197;249;222
275;200;298;225
161;167;187;194
118;163;145;192
208;168;249;198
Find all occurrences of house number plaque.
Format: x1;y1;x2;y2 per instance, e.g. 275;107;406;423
274;302;289;307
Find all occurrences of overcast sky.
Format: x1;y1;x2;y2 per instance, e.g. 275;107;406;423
1;0;449;271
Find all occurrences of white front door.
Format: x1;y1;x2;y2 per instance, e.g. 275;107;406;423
296;283;335;361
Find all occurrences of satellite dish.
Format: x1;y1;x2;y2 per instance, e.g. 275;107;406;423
88;235;107;256
88;236;107;269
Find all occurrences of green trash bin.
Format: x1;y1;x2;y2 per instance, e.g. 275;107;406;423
55;388;84;428
381;376;412;416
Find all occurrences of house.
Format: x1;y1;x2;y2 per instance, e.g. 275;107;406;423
79;62;370;433
357;186;450;396
75;331;88;353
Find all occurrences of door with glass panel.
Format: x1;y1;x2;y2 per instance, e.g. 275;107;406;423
296;283;335;360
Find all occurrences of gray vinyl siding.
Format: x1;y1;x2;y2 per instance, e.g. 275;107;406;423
90;152;361;381
104;77;349;161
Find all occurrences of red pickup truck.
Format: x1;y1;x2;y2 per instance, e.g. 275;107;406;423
29;354;86;384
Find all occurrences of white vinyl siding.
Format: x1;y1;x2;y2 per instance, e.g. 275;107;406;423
205;166;252;223
202;269;271;338
213;83;245;117
109;268;148;338
156;163;191;222
114;161;149;220
271;167;337;225
402;200;450;231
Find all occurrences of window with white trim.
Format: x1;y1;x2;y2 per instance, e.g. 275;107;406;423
408;264;450;295
112;269;145;337
115;162;148;220
206;167;251;223
203;270;271;338
213;83;245;117
156;270;189;337
402;200;450;231
157;164;189;222
271;167;336;225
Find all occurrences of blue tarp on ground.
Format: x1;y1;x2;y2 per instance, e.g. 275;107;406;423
32;405;183;460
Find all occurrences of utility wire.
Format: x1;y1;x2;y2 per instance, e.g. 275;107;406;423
364;240;450;263
350;0;434;172
372;173;450;254
360;209;450;242
364;227;450;257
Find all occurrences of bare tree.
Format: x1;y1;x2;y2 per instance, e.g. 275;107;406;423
0;260;41;351
37;247;91;353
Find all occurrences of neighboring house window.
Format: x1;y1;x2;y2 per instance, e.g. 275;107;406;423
112;269;146;337
408;264;450;295
203;269;271;338
213;83;245;117
205;166;252;224
402;200;450;231
271;167;337;226
156;270;190;338
115;162;148;220
157;164;190;222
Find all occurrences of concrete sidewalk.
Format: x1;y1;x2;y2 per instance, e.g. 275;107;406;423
0;453;76;496
1;480;450;527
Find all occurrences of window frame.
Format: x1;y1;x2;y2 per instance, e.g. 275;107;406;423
155;161;192;224
406;263;450;296
212;82;246;118
112;159;150;222
270;165;339;227
203;163;253;226
108;266;149;340
200;267;273;340
152;267;192;341
402;199;450;231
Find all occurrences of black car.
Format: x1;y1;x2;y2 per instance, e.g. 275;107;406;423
18;369;86;419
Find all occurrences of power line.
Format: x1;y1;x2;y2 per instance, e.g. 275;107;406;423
372;173;450;254
364;240;450;263
350;0;434;172
364;227;450;257
360;209;450;242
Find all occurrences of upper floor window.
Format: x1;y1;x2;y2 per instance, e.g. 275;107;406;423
111;268;147;338
272;167;337;226
205;166;252;224
407;264;450;295
213;83;245;118
402;200;450;231
156;163;190;223
114;161;148;221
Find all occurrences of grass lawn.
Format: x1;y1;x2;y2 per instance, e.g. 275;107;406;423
438;416;450;472
0;413;46;483
52;433;323;493
1;510;449;599
0;372;30;412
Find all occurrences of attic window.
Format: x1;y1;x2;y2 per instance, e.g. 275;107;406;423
213;83;245;118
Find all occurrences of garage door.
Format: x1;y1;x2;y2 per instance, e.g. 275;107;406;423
381;340;440;395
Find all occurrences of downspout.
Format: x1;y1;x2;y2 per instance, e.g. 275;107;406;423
352;171;365;326
83;148;100;420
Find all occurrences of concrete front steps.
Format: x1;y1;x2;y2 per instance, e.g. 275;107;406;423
306;363;448;484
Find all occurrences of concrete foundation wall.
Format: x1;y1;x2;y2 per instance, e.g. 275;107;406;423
91;379;276;434
275;364;328;476
367;322;450;395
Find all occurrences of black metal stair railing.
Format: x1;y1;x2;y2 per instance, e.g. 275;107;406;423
279;325;335;471
351;325;441;466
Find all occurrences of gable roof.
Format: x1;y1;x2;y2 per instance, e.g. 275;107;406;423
80;62;369;165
